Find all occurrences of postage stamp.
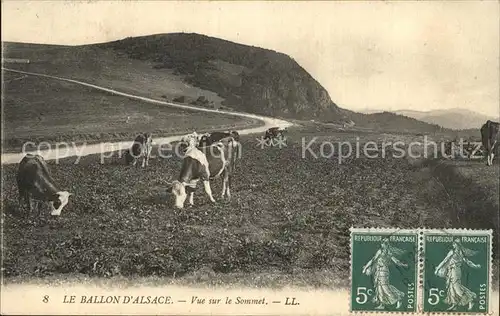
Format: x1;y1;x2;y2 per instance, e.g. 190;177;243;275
422;229;493;314
350;228;419;313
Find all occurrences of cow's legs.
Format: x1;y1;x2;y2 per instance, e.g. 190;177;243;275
490;145;497;166
146;147;152;166
141;156;146;168
28;195;35;213
203;180;216;203
221;170;228;198
221;179;226;198
225;176;231;200
17;195;24;212
18;188;28;212
488;141;497;166
221;170;232;200
486;150;492;166
188;192;194;206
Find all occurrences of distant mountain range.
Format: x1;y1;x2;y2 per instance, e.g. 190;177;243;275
358;108;498;130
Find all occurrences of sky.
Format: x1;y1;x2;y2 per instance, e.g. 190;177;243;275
2;1;499;117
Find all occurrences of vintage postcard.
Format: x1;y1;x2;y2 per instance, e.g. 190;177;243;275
1;1;499;315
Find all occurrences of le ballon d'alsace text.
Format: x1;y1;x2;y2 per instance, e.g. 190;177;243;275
57;295;300;306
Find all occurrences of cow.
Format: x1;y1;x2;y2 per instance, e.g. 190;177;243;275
264;127;287;146
198;131;240;147
166;136;240;209
125;133;153;167
480;120;500;166
17;154;73;216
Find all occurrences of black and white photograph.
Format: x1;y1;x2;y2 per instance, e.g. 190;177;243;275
1;1;499;315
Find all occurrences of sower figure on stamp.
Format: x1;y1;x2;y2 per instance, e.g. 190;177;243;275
434;238;481;311
362;239;408;310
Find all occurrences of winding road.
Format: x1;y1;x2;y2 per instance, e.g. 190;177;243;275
1;68;294;165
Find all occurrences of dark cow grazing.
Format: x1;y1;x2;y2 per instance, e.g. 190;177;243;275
166;136;241;209
125;133;153;167
17;154;73;216
264;127;286;146
480;120;500;166
198;131;240;147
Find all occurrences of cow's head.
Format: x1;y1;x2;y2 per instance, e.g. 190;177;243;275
50;191;73;216
180;132;203;152
179;138;198;155
181;132;198;143
166;180;187;209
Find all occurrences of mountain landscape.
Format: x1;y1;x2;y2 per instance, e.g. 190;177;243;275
359;108;498;130
97;33;348;123
341;109;445;134
2;33;484;136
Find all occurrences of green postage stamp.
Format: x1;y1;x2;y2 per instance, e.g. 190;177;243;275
350;228;419;313
422;229;493;314
350;228;493;314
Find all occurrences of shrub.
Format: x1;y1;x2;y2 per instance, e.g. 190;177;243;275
173;96;186;103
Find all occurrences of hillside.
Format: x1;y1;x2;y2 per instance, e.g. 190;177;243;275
360;108;497;130
2;34;464;135
2;71;258;151
96;33;347;123
393;109;498;130
1;41;228;107
342;109;447;135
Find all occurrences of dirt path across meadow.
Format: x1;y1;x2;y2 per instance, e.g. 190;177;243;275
1;68;294;165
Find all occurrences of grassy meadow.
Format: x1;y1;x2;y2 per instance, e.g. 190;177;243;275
1;40;498;290
2;130;498;288
2;71;261;151
2;42;226;107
